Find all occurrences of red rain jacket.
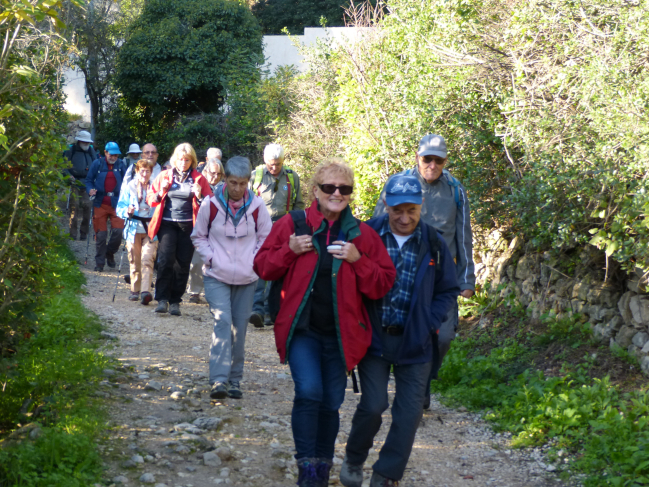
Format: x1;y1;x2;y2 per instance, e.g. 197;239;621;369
253;201;396;371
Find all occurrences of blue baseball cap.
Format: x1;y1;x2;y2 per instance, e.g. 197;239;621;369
105;141;121;155
385;175;423;207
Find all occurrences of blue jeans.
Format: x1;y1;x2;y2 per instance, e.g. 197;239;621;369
252;278;269;316
288;330;347;460
345;334;432;480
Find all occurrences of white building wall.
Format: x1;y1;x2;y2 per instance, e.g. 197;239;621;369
61;27;362;120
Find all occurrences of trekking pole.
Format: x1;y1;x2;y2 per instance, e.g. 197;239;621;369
84;195;95;266
66;187;71;215
112;220;131;302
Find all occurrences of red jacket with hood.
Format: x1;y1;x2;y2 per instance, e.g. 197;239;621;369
146;168;213;239
253;201;396;371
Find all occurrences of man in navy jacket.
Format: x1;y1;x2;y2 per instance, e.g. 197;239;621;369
340;175;459;487
86;142;127;271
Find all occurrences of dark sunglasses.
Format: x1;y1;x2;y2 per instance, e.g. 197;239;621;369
319;183;353;196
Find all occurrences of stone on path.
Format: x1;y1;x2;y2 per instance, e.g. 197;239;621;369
112;475;128;484
144;381;162;391
193;417;222;430
203;451;222;467
139;472;156;483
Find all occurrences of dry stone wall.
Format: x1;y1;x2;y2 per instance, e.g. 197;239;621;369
473;230;649;377
65;118;92;145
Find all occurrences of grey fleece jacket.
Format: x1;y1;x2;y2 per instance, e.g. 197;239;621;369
373;166;475;292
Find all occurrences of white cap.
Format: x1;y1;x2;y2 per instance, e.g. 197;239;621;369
75;130;93;143
127;143;142;155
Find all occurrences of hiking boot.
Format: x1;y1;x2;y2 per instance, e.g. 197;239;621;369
188;293;200;304
141;292;153;305
128;292;139;301
264;319;274;327
106;253;116;268
296;458;317;487
169;303;181;316
210;382;227;400
249;312;264;328
227;381;242;399
80;234;87;241
94;266;104;272
369;471;399;487
123;274;131;284
314;458;333;487
340;456;363;487
423;394;430;410
155;300;168;313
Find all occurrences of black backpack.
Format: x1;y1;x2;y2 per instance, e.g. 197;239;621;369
267;210;311;322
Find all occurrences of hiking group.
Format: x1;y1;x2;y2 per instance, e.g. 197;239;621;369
63;132;476;487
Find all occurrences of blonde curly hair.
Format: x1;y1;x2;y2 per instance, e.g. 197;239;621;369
309;158;355;202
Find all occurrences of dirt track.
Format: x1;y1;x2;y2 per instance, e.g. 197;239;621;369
70;236;565;487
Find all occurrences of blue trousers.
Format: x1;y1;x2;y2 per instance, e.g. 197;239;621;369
288;330;347;460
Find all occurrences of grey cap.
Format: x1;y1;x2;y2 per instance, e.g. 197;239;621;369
417;134;447;158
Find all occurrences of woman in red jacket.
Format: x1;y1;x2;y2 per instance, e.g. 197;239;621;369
147;143;213;316
253;159;395;487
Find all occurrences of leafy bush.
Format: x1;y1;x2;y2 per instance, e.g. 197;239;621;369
271;0;649;272
115;0;263;118
0;243;109;486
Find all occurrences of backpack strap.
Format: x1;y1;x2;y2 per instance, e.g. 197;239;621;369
289;209;310;235
253;166;264;195
285;169;297;211
207;200;218;234
252;207;259;232
442;168;462;209
426;224;442;266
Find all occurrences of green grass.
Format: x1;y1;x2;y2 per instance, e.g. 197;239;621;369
433;288;649;487
0;241;113;486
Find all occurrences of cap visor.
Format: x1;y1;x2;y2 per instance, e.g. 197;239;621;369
417;149;447;158
108;150;122;155
385;194;423;207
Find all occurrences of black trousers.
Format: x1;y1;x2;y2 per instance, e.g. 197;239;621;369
155;220;194;304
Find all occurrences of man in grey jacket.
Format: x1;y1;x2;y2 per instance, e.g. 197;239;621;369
63;130;97;240
373;134;475;408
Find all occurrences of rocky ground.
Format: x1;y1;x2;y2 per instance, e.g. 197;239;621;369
70;237;567;487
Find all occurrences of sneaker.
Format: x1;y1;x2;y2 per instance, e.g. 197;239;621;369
264;320;274;327
227;381;242;399
210;382;227;400
141;292;153;305
106;253;116;268
128;292;139;301
188;293;200;304
340;456;363;487
169;303;181;316
94;266;104;272
123;275;131;284
155;300;168;313
369;471;398;487
249;312;264;328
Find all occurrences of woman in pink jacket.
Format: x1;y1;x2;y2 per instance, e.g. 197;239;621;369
191;156;272;400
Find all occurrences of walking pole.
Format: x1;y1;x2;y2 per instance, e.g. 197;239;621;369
66;187;71;215
112;220;131;302
84;195;95;266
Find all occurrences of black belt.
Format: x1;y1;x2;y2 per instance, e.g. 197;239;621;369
383;326;404;336
130;215;152;233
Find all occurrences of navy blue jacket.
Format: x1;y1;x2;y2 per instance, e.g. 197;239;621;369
85;157;126;209
365;216;460;365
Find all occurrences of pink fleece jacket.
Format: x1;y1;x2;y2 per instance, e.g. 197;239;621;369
190;190;271;285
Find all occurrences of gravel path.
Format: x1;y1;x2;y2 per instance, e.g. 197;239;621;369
70;237;566;487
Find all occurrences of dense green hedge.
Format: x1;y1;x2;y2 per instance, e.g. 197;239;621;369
272;0;649;274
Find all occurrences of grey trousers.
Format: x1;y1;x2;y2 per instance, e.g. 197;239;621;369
430;299;458;380
345;333;432;481
203;276;257;385
187;250;204;295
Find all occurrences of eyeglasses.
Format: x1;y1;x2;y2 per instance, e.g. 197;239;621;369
143;151;158;155
318;184;353;196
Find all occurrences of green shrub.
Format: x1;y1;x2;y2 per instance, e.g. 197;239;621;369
0;243;110;486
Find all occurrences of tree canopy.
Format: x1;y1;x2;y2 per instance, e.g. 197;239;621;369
116;0;263;117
